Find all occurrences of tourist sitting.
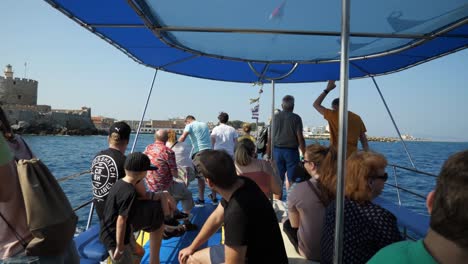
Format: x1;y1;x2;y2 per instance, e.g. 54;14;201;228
100;152;165;264
234;138;281;198
237;123;255;143
166;129;196;187
369;150;468;264
145;129;197;231
178;150;288;264
320;151;403;264
284;144;337;261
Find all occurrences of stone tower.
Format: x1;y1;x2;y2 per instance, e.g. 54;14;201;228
0;64;38;105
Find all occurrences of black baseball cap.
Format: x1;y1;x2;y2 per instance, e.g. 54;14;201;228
124;152;158;172
109;121;131;141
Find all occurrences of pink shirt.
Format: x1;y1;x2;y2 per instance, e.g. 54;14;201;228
235;159;275;197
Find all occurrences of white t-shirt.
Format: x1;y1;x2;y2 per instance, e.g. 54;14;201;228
166;139;193;168
211;123;238;157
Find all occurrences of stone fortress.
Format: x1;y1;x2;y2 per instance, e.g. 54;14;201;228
0;64;97;135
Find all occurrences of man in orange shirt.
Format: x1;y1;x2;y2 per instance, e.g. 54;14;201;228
313;80;369;156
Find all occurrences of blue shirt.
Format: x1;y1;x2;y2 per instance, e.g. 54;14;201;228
184;121;211;155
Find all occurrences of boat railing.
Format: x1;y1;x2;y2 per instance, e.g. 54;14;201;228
57;170;96;231
376;163;437;241
61;163;436;239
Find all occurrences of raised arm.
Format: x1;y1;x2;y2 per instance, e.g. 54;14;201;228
360;131;369;151
313;80;336;115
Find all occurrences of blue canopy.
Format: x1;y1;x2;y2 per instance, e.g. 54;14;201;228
45;0;468;83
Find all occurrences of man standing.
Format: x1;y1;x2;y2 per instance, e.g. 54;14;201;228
313;80;369;156
179;115;214;206
145;129;197;230
369;150;468;263
91;121;132;220
272;95;306;199
178;150;288;264
211;112;238;157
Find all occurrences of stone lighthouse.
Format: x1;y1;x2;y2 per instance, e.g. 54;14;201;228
0;64;38;105
4;64;14;78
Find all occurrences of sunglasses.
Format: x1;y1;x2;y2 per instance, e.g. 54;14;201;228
372;172;388;182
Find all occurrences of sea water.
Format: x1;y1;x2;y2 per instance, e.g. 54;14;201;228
22;134;468;230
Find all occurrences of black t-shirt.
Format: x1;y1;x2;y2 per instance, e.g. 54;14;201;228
91;148;126;219
221;177;288;263
99;180;136;249
273;111;303;148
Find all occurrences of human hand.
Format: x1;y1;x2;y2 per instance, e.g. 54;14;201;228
178;246;195;264
113;246;124;261
326;80;336;91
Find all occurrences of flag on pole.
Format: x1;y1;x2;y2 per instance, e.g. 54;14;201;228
251;104;259;120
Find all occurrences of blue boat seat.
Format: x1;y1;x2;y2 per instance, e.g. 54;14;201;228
74;225;108;261
374;197;429;238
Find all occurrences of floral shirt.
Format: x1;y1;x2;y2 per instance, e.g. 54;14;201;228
144;141;177;192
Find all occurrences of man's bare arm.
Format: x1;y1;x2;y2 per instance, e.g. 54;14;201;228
313;80;336;115
360;132;369;151
179;131;189;142
296;130;306;156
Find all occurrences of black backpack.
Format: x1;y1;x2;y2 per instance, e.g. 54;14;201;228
256;126;268;154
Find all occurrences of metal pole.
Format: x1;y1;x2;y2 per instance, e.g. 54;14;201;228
370;76;417;169
392;166;402;206
130;69;159;153
333;0;350;263
86;202;95;230
270;80;276;160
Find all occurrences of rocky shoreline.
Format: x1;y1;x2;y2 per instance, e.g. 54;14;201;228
12;123;107;136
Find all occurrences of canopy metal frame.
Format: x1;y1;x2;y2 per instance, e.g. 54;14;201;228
44;0;468;83
130;69;159;153
129;0;468;64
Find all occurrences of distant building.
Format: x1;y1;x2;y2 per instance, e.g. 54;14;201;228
92;116;116;130
0;64;96;134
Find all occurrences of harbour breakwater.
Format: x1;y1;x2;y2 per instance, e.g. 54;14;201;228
304;135;428;142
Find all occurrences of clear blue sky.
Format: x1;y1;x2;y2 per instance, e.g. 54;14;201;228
1;0;467;141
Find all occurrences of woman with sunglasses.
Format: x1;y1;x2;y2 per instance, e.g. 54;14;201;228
284;144;337;261
320;151;403;264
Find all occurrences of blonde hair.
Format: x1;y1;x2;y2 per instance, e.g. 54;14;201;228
242;123;252;134
345;151;387;202
167;129;177;143
109;132;126;146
